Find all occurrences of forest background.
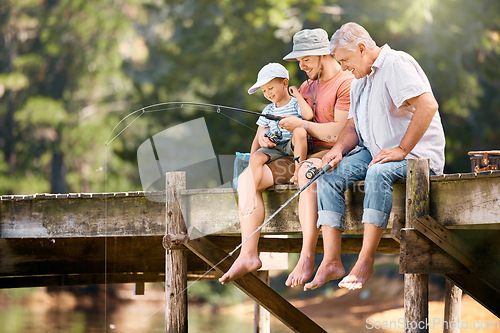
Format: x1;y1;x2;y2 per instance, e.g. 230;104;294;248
1;0;499;195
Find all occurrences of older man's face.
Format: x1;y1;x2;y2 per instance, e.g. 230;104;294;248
334;45;370;79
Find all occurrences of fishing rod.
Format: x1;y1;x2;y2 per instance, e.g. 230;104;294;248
105;101;283;146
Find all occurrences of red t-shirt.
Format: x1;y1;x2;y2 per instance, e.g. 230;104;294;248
299;70;353;148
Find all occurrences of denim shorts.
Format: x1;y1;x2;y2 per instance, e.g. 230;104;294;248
258;140;293;163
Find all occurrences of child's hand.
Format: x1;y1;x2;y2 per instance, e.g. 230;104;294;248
288;86;300;97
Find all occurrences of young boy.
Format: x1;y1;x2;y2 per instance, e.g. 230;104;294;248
242;63;313;214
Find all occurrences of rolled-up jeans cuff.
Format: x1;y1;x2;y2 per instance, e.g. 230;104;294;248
317;210;345;231
362;208;389;229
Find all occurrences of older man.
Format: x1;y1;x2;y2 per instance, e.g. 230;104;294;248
305;22;445;291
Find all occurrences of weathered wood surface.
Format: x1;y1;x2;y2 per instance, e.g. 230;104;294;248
0;236;399;288
165;173;188;333
443;280;462;333
404;159;430;333
1;171;498;239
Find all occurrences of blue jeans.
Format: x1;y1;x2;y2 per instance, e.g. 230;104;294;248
317;148;407;230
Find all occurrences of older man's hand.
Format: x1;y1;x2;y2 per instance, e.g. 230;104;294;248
369;146;407;167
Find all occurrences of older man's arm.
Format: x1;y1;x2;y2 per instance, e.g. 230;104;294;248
368;92;439;166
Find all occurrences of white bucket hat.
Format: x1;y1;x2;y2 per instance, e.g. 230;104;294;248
283;28;331;61
248;63;289;94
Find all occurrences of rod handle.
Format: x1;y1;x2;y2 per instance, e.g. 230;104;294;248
264;114;283;121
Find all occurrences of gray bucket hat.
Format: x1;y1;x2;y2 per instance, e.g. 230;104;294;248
283;28;331;61
248;63;289;94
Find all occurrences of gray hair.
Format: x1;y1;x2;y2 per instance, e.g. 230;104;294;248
330;22;376;54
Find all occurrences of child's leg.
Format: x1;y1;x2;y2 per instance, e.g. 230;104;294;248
240;151;270;215
290;127;308;184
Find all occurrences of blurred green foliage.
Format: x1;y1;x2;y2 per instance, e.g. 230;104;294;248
1;0;499;194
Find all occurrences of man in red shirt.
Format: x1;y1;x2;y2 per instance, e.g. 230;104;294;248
219;29;353;288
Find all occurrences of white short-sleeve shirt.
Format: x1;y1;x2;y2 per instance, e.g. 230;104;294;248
348;44;446;174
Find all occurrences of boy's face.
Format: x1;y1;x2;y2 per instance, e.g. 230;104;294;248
296;55;322;80
260;78;288;104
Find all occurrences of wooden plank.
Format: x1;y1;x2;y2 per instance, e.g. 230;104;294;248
399;229;467;274
165;172;188;333
1;171;498;240
194;236;400;254
0;194;166;238
445;273;500;317
403;159;430;333
0;273;166;288
184;229;327;333
182;183;405;236
430;172;500;228
413;215;500;292
0;236;168;276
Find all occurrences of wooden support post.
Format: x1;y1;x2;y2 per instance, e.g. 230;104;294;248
134;282;145;295
254;270;270;333
403;159;429;333
443;279;462;333
165;172;188;333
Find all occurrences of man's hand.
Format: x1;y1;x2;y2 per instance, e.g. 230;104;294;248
258;129;276;148
278;114;304;132
368;146;407;167
322;147;343;169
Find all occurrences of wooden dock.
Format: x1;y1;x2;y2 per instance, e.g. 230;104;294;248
1;160;499;332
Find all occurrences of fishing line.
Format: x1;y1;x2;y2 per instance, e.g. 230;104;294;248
105;101;282;146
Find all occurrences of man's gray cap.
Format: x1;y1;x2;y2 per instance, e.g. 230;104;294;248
283;28;331;61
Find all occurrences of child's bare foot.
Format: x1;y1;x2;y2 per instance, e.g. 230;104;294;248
285;255;316;288
338;258;373;290
289;171;299;184
219;256;262;285
303;260;345;291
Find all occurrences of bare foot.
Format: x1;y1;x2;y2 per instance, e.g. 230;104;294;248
338;258;374;290
285;255;316;288
219;255;262;285
303;260;345;291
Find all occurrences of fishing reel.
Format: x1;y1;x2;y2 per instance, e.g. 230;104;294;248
294;157;321;180
264;127;282;144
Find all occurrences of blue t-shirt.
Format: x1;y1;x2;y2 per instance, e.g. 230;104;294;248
256;97;302;142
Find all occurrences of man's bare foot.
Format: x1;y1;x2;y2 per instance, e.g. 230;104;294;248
338;258;374;290
303;261;345;291
219;256;262;285
285;255;316;288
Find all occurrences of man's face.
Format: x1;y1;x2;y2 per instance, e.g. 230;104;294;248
334;45;369;79
296;55;322;80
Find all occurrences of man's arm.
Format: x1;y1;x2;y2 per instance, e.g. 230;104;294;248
368;92;438;166
321;118;359;168
279;108;349;143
